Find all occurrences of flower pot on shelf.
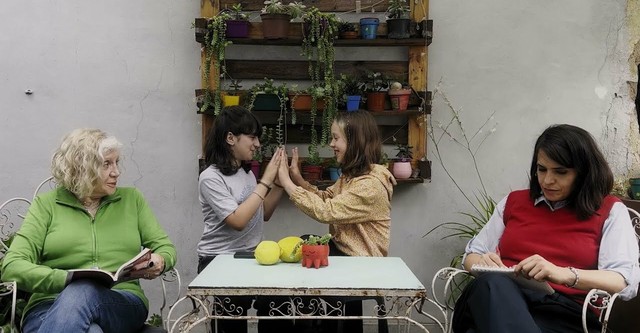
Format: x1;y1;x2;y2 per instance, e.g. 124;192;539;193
359;17;379;39
366;92;387;112
253;93;282;111
386;18;411;39
328;167;341;181
346;95;361;112
339;31;358;39
289;93;326;111
260;13;291;39
392;159;412;179
301;244;329;269
388;88;411;111
225;20;250;38
301;165;323;181
630;178;640;200
222;95;240;107
250;160;260;180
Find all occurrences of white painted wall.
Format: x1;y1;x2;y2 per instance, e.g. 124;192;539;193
1;0;638;326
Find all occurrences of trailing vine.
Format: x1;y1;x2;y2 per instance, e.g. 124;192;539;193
200;14;231;115
300;7;339;148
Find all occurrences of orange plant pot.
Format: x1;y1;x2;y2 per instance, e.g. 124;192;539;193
301;244;330;269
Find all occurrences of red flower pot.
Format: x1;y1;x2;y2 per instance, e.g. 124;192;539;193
301;244;329;268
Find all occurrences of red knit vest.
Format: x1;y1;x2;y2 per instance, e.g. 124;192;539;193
499;189;618;298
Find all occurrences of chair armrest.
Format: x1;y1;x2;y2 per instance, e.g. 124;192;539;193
582;288;618;333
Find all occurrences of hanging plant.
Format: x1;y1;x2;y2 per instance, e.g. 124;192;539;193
300;7;340;146
200;13;231;115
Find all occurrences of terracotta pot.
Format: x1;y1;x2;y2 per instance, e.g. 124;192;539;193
392;160;412;179
388;89;411;111
340;31;358;39
366;92;387;112
289;93;326;111
260;13;291;39
301;165;323;181
301;244;329;268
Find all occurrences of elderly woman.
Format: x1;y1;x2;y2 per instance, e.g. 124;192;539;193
2;128;177;333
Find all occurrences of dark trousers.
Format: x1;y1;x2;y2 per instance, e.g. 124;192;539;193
452;273;602;333
296;239;388;333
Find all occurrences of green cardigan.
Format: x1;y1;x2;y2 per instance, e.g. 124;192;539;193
1;186;177;320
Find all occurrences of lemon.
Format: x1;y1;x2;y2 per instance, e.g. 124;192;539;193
254;240;281;265
278;236;303;263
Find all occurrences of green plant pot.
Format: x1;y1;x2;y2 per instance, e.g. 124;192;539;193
253;94;281;111
630;178;640;199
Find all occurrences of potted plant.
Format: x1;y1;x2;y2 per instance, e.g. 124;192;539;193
295;233;332;269
288;84;327;112
387;81;412;111
221;3;251;38
248;78;289;112
386;0;411;39
393;143;413;179
359;17;380;39
338;73;363;111
326;156;341;181
361;71;389;112
260;1;306;39
222;79;242;107
301;145;324;182
337;21;358;39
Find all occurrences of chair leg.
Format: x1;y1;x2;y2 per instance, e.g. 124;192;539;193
376;297;388;333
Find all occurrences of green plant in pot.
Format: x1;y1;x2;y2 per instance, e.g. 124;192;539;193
392;142;413;179
221;3;251;38
222;79;242;107
386;0;412;39
248;78;289;112
302;144;324;182
295;233;332;269
338;73;363;111
260;1;306;39
337;20;358;39
361;71;389;112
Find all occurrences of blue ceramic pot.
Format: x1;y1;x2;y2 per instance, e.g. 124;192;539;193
359;18;379;39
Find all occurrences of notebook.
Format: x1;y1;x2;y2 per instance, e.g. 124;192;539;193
470;264;555;295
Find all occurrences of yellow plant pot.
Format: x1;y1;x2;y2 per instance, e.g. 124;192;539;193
223;95;240;107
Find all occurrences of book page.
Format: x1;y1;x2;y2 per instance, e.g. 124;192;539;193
470;265;555;295
68;269;117;287
114;248;152;281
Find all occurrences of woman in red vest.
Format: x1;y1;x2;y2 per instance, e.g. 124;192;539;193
452;124;639;333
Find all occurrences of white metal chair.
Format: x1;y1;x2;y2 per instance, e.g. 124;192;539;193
0;197;32;333
430;206;640;333
1;178;182;333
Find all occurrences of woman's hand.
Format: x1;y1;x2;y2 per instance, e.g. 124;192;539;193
130;253;165;280
476;252;506;268
514;254;573;284
261;147;283;184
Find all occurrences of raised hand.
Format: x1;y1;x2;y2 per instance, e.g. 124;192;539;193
261;147;282;185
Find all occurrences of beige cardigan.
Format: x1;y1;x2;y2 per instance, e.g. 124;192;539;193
289;164;395;256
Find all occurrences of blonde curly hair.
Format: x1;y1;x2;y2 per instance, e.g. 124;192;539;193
51;129;123;199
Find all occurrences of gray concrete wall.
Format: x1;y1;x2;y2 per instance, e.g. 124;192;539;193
1;0;638;327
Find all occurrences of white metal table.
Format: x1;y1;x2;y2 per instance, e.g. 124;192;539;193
168;255;441;332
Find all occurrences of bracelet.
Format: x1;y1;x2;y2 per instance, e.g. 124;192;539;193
252;191;265;200
258;180;271;194
565;267;579;288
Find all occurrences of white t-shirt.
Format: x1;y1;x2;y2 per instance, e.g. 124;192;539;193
197;165;263;257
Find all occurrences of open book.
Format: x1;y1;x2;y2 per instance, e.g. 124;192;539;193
470;264;555;295
68;248;152;288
